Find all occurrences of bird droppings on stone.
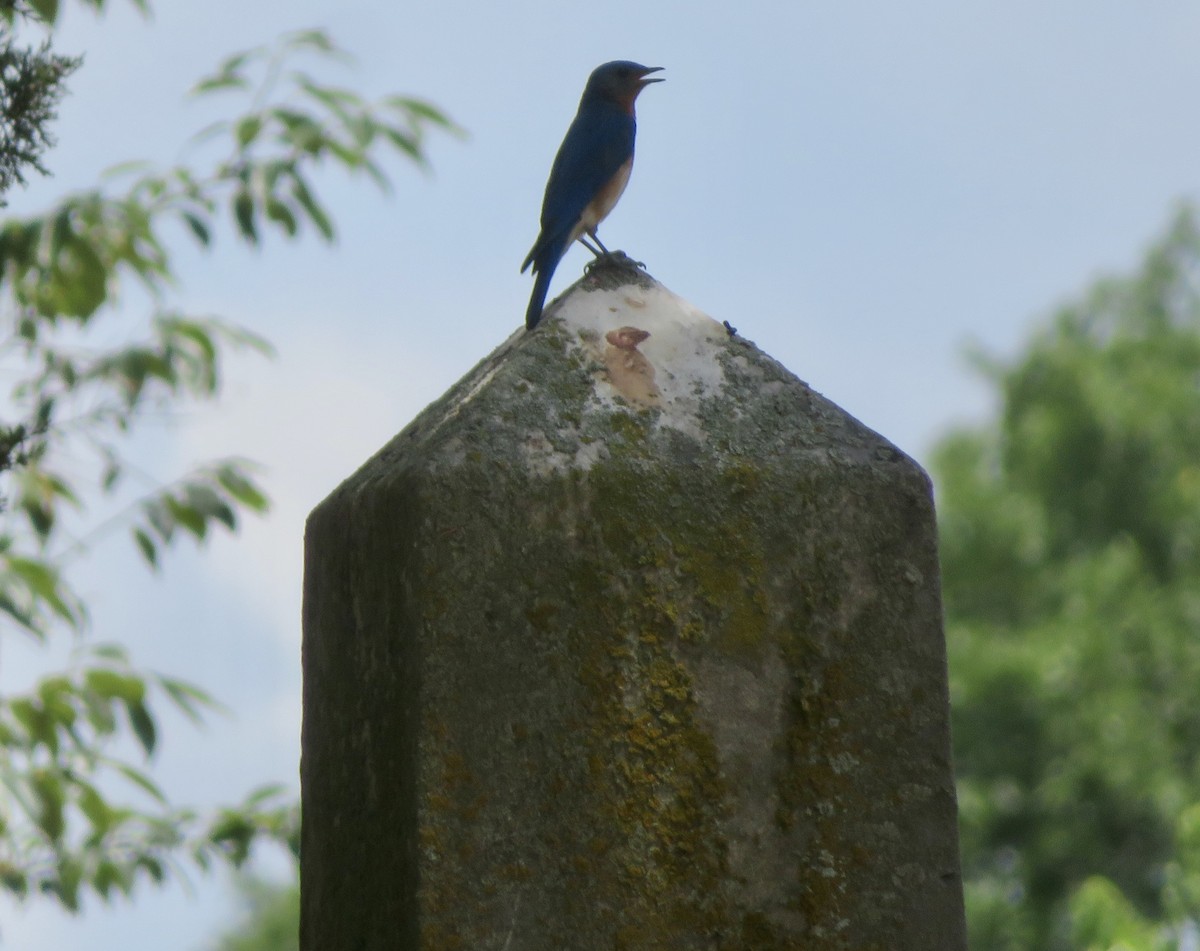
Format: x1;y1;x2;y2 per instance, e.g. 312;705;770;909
600;326;659;406
542;276;729;447
605;326;651;350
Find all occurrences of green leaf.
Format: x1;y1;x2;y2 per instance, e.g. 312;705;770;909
190;74;250;96
31;769;65;841
192;48;261;97
264;197;298;237
0;865;28;898
383;126;422;163
76;781;113;835
215;465;269;512
289;175;333;241
360;156;390;193
85;669;146;704
165;495;208;539
235;115;264;150
209;813;255;866
43;471;81;508
136;854;165;883
51;235;109;318
232;189;257;244
54;856;83;912
161;316;217;363
93;860;131;899
125;699;156;756
285;28;341;54
112;763;166;805
144;498;175;541
133;528;158;568
0;590;39;638
36;677;76;729
11;697;47;743
101;456;121;491
181;212;211;246
273;108;325;154
6;556;76;625
90;644;129;662
28;0;60;24
298;78;363;115
385;95;457;129
219;321;275;357
185;483;237;530
159;676;223;724
324;137;362;169
81;691;117;735
102;159;155;181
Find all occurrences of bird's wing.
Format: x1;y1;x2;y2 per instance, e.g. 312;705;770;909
524;107;634;273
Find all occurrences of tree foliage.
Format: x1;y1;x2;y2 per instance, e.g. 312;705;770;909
208;876;299;951
0;14;456;911
0;34;77;200
0;0;140;202
936;206;1200;950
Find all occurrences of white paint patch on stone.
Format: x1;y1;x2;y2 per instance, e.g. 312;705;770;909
559;282;729;439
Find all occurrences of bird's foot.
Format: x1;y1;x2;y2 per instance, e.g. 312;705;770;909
585;250;647;273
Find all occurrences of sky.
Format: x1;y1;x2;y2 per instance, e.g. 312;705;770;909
3;0;1200;947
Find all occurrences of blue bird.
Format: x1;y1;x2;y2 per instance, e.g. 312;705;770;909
521;61;663;329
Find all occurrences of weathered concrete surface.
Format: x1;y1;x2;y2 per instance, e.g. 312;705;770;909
301;262;967;950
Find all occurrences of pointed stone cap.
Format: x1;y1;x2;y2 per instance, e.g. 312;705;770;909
388;261;902;480
302;263;967;950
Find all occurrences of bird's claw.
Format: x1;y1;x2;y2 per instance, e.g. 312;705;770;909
585;250;647;273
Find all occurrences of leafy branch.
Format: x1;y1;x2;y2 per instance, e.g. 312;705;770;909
0;26;456;911
0;642;298;909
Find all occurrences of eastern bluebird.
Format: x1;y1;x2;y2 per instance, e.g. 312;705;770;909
521;61;663;330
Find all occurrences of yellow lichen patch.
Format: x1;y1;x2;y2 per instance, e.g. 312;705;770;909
776;650;865;946
569;550;736;942
419;725;495;950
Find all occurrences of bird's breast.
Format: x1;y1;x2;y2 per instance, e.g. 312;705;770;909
580;157;633;231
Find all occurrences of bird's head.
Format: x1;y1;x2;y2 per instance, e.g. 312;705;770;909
583;61;664;114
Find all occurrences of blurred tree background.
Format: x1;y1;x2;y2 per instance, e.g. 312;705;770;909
209;877;299;951
938;206;1200;950
0;0;453;918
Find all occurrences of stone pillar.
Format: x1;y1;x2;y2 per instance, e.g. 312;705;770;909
301;264;967;950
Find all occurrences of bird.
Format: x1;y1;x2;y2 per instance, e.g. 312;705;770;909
521;60;664;330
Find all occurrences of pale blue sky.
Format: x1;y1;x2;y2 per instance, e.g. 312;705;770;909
4;1;1200;948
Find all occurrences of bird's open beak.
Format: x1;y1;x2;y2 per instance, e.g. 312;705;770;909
638;67;665;86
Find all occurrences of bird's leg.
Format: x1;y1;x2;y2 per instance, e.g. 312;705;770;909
581;234;617;274
583;233;614;273
581;230;649;273
578;233;608;257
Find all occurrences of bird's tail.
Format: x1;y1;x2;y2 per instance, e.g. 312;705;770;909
523;227;571;329
525;265;555;329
